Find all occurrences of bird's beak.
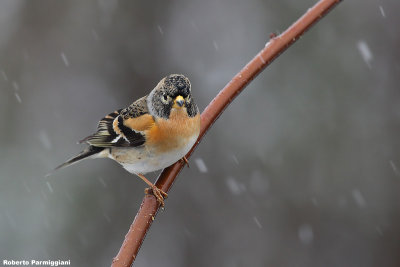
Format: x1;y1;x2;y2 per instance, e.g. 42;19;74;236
174;95;185;107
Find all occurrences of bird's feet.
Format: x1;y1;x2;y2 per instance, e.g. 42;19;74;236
137;173;168;207
144;186;168;207
180;156;190;168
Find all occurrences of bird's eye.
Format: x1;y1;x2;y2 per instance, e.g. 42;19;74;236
161;94;170;104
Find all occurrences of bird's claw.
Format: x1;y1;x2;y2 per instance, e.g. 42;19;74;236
180;156;190;168
145;186;168;207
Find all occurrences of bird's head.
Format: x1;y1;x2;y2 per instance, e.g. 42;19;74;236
148;74;197;119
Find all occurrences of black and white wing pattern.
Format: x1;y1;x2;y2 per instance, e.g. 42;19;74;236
79;96;152;147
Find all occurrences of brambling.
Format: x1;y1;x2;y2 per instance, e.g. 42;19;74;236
54;74;200;206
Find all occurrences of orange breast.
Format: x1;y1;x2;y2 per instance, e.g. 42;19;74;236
146;109;200;152
124;114;154;131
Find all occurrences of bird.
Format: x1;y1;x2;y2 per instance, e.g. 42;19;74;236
52;74;200;206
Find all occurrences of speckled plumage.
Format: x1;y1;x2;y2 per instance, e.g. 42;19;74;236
120;96;148;120
53;74;200;205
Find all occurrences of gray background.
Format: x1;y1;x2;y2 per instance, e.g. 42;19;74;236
1;0;400;266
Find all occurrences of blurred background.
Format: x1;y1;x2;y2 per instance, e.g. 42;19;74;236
1;0;399;266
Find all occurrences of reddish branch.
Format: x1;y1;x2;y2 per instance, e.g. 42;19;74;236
112;0;342;266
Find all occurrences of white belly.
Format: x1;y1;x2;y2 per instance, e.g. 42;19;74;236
108;133;198;174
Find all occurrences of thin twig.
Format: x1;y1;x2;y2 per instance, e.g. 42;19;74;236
111;0;342;265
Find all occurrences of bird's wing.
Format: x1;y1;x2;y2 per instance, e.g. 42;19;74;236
80;96;155;147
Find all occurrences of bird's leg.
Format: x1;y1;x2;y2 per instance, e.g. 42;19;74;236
137;173;168;206
180;156;190;168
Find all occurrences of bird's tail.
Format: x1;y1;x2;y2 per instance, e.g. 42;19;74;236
47;146;106;176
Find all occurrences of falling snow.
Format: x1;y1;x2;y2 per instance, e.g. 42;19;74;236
14;92;22;103
226;177;240;195
12;81;20;103
231;155;239;164
379;6;386;18
226;177;245;195
12;81;19;90
298;224;314;245
61;52;69;67
389;160;400;176
1;70;8;81
253;216;262;229
98;176;107;187
157;25;164;35
194;158;208;173
39;130;52;150
352;189;366;207
46;181;54;193
212;40;219;51
357;41;373;68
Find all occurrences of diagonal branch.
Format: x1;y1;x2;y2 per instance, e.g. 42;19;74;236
111;0;342;266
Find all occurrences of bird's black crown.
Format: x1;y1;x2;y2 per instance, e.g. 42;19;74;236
163;74;191;98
